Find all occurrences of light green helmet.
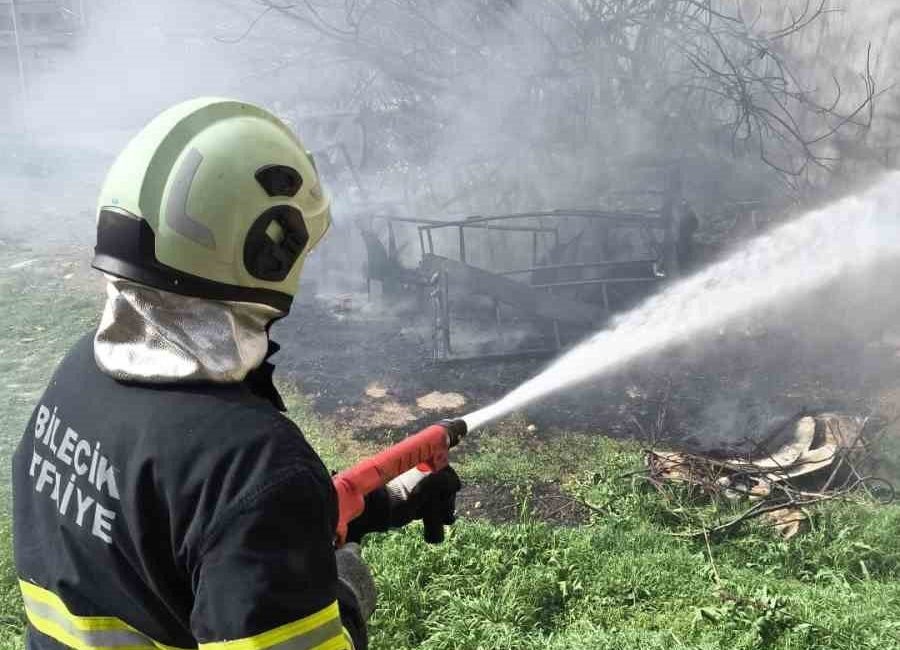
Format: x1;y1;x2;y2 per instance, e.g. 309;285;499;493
92;98;331;312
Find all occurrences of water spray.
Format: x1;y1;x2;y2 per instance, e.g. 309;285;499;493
463;172;900;432
334;173;900;545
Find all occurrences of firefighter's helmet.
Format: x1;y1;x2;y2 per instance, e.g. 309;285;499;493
92;98;331;312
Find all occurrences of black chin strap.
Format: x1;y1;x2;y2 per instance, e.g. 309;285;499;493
244;340;287;412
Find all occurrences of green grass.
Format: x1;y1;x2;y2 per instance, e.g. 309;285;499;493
0;248;104;648
296;382;900;648
0;250;102;492
452;416;633;486
1;245;899;649
363;519;900;649
355;449;900;650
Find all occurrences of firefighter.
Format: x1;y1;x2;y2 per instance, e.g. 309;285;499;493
12;98;461;650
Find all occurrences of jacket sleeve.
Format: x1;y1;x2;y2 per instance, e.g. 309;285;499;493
188;464;367;650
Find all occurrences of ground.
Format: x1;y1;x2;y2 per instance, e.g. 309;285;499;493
0;242;898;649
275;273;900;452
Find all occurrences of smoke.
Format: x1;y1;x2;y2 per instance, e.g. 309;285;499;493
3;1;896;240
0;0;338;246
463;173;900;431
2;0;900;443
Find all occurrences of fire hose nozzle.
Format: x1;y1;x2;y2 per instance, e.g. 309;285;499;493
437;418;468;447
333;417;468;546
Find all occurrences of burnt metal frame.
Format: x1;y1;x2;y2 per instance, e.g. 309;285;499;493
410;210;670;361
502;260;662;313
367;210;672;361
368;214;562;274
415;209;665;267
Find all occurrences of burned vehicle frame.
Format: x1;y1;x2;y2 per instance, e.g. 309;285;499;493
360;206;688;362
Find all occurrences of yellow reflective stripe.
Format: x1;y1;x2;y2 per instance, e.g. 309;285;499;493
25;605;154;650
20;581;349;650
312;629;355;650
197;602;347;650
309;627;352;650
19;580;190;650
21;581;136;632
310;635;351;650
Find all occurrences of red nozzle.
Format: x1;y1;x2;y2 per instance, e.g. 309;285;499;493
333;419;465;545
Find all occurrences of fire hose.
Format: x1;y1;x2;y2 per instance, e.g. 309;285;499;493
332;418;468;546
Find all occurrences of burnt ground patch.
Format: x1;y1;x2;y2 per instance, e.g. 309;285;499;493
455;481;593;526
273;292;900;446
273;295;557;433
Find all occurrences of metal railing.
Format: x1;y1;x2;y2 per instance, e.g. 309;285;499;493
414;208;666;267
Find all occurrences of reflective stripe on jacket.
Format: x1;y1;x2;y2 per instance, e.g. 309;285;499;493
14;333;364;650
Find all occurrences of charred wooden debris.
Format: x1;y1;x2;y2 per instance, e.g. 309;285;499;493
640;412;895;539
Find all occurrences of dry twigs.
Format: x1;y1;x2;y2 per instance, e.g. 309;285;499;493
641;412;895;538
221;0;880;207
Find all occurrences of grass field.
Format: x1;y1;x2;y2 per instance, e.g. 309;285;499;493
0;245;898;649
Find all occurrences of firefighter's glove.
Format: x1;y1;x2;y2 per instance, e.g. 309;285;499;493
335;543;377;622
346;466;462;544
386;466;462;539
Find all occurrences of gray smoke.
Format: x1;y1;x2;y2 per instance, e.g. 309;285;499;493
2;0;900;445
